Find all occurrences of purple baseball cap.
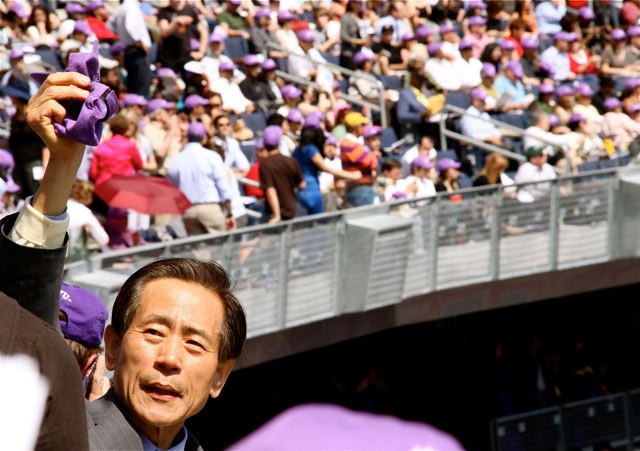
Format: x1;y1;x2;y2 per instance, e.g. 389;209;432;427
86;0;105;12
287;108;303;123
481;62;496;78
416;26;434;40
412;155;433;170
628;26;640;37
353;51;374;65
500;39;516;51
9;48;24;60
566;32;579;42
228;0;242;5
579;6;595;21
471;87;488;101
255;8;270;19
402;32;415;41
243;54;261;66
625;78;640;90
187;121;207;139
281;84;303;99
209;32;226;43
277;10;294;21
256;138;264;150
630;103;640;114
539;83;555;95
0;149;15;170
147;98;175;114
66;2;86;14
263;125;283;148
10;2;29;18
468;16;487;27
73;20;93;36
5;174;20;193
59;283;108;348
184;94;210;110
110;42;126;55
262;58;277;71
611;28;627;40
122;93;148;107
603;97;622;110
458;38;473;50
554;31;570;41
219;60;237;72
568;112;587;124
576;83;593;97
325;133;337;146
439;23;457;35
437;157;461;172
297;29;314;42
427;42;442;57
468;0;487;9
521;37;539;49
556;84;574;97
304;111;324;129
156;67;177;78
506;61;524;78
549;114;560;127
363;125;382;138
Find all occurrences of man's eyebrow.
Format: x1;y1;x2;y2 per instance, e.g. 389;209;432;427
143;314;173;328
143;314;214;343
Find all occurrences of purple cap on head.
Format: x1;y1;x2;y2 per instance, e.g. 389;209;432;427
297;29;315;42
157;67;176;79
458;38;473;50
305;111;324;129
325;133;337;146
263;125;283;148
287;108;303;123
255;8;270;19
219;60;237;72
568;112;587;124
411;155;433;170
556;84;574;97
363;125;382;138
481;62;496;78
554;31;570;41
416;26;434;40
468;16;487;27
628;26;640;37
243;54;261;66
521;37;539;49
122;93;148;107
0;149;15;170
277;10;294;21
228;0;242;5
539;83;555;94
187;121;207;140
281;84;302;99
147;98;175;114
471;87;488;101
500;39;516;51
439;23;457;35
506;60;524;78
86;0;105;12
73;20;93;36
579;6;595;21
256;138;264;150
603;97;622;110
611;28;626;40
437;157;461;172
566;32;579;42
468;0;487;9
209;33;226;43
549;114;560;127
576;83;593;97
5;174;20;193
10;2;29;18
625;78;640;91
184;94;210;110
427;42;442;57
9;48;24;60
353;51;374;65
630;103;640;114
261;58;277;71
110;42;126;55
65;2;86;14
402;32;415;41
59;283;108;348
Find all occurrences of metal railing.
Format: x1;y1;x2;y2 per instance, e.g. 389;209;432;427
65;167;627;338
492;389;640;450
264;42;388;128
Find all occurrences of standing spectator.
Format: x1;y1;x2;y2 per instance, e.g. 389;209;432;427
536;0;567;36
157;0;208;73
214;114;251;177
340;0;368;68
515;147;557;203
340;112;379;207
376;2;406;44
540;31;574;82
89;113;143;186
404;156;437;199
460;88;505;147
143;99;183;176
464;16;490;59
217;0;250;39
107;0;152;97
167;122;235;235
259;125;306;222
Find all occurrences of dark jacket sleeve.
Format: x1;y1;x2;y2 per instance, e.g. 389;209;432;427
0;213;67;329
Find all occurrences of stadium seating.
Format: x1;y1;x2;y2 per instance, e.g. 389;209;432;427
224;37;250;62
380;127;399;149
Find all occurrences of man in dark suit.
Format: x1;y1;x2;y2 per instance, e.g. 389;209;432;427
1;71;247;450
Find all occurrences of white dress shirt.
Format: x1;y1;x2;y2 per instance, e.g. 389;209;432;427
514;161;557;203
107;0;152;48
210;77;253;114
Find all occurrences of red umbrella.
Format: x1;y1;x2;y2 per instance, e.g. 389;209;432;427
94;174;192;215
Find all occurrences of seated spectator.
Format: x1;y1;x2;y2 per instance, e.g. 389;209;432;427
534;83;556;114
376;2;406;44
211;61;254;115
251;8;284;57
524;110;583;159
479;63;500;109
276;10;298;51
439;23;461;60
573;83;602;126
461;88;505;147
381;159;406;201
288;29;328;79
593;77;616;114
238;55;263;102
465;16;490;59
504;19;526;57
553;84;575;125
277;84;303;117
372;24;404;75
601;28;640;78
622;78;640;113
481;43;504;74
494;61;535;111
217;0;250;39
89;112;143;186
157;0;207;72
404;156;437;199
254;58;284;111
27;4;57;48
259;125;306;222
535;0;566;36
283;109;303;156
201;33;235;85
601;96;640;149
541;32;575;82
568;39;600;80
143;99;182;176
474;152;514;187
425;42;461;91
313;8;341;54
340;112;379;207
515;146;557;203
363;125;383;158
455;38;483;89
520;37;543;85
435;158;462;193
568;112;605;161
401;135;437;178
340;0;368;68
500;39;518;67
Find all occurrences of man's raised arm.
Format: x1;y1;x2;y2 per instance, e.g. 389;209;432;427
0;72;90;327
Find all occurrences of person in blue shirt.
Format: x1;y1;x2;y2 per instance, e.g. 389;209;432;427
494;61;534;111
535;0;566;36
293;126;361;215
540;31;574;82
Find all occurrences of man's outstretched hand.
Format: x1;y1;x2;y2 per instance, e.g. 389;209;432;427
27;72;91;217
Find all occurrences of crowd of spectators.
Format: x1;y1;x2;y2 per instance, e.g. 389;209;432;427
1;0;640;257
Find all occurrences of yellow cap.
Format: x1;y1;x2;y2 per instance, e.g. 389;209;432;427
344;112;370;127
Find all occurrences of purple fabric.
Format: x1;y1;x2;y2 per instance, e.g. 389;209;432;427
579;6;595;20
277;10;294;21
500;39;516;50
481;62;496;78
437;158;461;172
243;54;261;66
86;0;105;12
0;149;15;170
549;114;560;127
287;108;303;123
325;133;337;146
256;138;264;150
59;283;108;347
625;78;640;91
281;84;302;99
122;93;147;107
110;42;126;55
521;37;539;49
630;103;640;114
471;87;488;100
219;60;236;72
468;16;487;27
439;24;456;35
147;98;175;114
74;20;93;36
353;51;373;65
506;61;524;78
255;8;270;19
31;42;118;147
10;2;29;18
468;0;487;9
157;67;177;78
66;2;86;14
569;112;587;124
604;97;622;110
261;58;277;71
458;38;473;50
297;29;314;42
416;26;434;39
576;83;593;96
628;26;640;37
190;38;200;51
263;125;283;148
209;33;225;43
556;85;574;97
363;125;382;138
554;31;570;41
412;155;433;170
9;48;24;60
427;42;442;56
187;122;206;139
539;83;554;94
402;32;415;41
228;404;463;451
184;94;209;110
611;28;626;40
304;111;324;129
5;174;20;193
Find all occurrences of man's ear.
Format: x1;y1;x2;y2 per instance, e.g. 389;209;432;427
103;325;121;371
209;359;236;398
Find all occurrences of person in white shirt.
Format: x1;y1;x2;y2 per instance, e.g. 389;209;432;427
288;29;328;79
213;114;251;177
460;88;504;146
455;38;482;89
514;146;557;203
401;135;437;177
200;33;244;86
523;109;582;154
439;23;461;60
425;42;461;91
404;156;436;198
210;61;254;115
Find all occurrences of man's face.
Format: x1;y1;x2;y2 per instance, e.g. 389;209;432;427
473;98;486;111
216;117;232;137
384;166;402;182
105;279;234;435
365;135;380;151
210;42;224;56
247;65;260;78
419;137;433;153
382;29;393;44
289;121;302;133
556;40;569;52
532;154;546;168
505;68;517;83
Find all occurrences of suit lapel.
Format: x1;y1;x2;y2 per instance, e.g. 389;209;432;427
86;389;144;450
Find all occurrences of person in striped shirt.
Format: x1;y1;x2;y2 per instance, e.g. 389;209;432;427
340;112;379;207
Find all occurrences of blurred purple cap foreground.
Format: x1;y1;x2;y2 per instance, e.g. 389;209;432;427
228;404;463;451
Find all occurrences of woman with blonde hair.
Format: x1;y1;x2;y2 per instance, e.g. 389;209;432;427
473;152;514;187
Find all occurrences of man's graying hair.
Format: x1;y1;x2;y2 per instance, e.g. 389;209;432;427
111;258;246;362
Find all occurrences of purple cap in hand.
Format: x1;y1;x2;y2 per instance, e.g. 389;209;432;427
59;283;108;348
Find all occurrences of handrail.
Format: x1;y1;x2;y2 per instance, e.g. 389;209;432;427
264;41;388;128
